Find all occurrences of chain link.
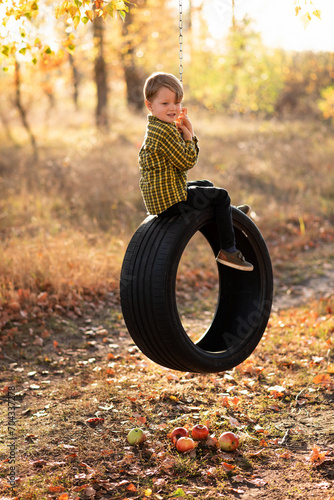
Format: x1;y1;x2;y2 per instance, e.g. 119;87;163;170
179;0;183;83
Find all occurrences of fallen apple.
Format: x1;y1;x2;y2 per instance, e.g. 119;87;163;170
191;424;209;441
127;428;146;445
218;431;239;452
170;427;189;444
176;436;195;453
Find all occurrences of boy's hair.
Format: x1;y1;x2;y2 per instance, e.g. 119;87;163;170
144;72;183;102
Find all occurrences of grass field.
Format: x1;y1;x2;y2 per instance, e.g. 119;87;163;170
1;108;334;308
1;108;334;499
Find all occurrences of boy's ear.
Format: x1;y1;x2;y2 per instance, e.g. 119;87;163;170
145;99;153;112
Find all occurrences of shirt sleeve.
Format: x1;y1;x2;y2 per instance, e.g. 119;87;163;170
158;125;199;171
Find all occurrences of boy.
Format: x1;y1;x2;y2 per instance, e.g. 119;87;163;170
139;72;253;271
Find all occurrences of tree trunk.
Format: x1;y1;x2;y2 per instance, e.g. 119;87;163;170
0;107;14;143
68;52;80;110
14;60;38;159
121;2;146;111
93;16;108;129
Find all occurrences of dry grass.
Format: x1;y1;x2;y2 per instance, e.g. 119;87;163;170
1;106;334;309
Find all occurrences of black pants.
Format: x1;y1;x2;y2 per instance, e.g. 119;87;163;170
159;181;236;250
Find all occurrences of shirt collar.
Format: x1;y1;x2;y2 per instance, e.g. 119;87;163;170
148;115;177;128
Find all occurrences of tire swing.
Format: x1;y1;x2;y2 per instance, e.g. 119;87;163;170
120;0;273;373
120;207;273;373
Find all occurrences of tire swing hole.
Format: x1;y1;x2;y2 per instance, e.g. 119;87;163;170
175;231;219;344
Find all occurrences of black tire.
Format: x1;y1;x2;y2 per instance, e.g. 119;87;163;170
120;207;273;373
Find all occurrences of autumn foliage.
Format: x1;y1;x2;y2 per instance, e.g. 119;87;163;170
0;2;333;499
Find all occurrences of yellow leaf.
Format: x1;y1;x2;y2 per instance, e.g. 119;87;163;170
73;14;80;29
115;0;127;9
295;6;301;16
85;9;94;22
69;5;78;19
299;11;312;29
312;9;321;20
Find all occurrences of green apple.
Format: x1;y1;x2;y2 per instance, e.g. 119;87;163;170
127;427;146;445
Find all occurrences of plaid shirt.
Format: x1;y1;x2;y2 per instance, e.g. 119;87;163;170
139;115;199;215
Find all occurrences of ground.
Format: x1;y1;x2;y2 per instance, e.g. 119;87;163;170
1;273;333;500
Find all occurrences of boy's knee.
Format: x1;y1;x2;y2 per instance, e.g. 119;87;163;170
215;188;230;206
187;186;230;210
202;187;231;207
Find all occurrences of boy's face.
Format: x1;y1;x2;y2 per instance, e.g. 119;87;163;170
145;87;182;123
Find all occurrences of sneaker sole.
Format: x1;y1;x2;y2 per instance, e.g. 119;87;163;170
216;257;254;271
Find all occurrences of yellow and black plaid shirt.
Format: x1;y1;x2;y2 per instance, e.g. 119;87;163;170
139;115;199;215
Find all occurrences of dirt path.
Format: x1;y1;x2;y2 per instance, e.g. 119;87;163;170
273;265;334;311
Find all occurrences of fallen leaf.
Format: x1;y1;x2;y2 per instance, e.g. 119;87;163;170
221;462;235;471
233;474;245;482
229;487;245;494
37;292;48;304
275;450;292;459
73;484;90;492
204;435;218;447
86;417;104;427
248;449;265;457
229;416;242;427
48;485;66;493
247;478;268;487
307;444;328;465
33;335;43;346
313;373;332;387
171;487;186;497
84;486;96;496
268;404;280;412
206;466;217;476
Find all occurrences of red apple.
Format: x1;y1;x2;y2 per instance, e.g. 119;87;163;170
191;424;209;441
218;431;239;452
176;437;195;453
170;427;189;444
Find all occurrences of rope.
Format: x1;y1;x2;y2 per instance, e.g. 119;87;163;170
179;0;183;83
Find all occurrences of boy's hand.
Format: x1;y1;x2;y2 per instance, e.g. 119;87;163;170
176;107;194;141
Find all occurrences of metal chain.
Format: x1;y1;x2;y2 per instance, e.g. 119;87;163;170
179;0;183;83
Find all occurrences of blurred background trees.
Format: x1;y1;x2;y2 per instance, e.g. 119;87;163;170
1;0;333;141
